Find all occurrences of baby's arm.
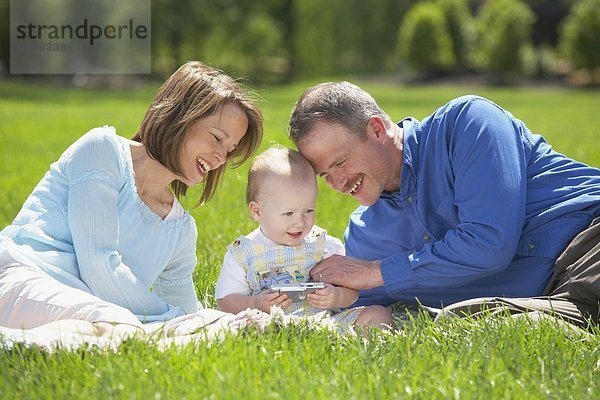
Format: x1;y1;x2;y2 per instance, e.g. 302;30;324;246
218;292;292;314
216;248;294;314
307;284;358;309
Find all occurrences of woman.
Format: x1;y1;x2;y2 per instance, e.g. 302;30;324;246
0;61;263;335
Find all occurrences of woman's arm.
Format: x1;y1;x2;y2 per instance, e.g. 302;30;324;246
66;131;176;317
152;220;199;314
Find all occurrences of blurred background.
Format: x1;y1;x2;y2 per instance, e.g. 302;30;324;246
0;0;599;87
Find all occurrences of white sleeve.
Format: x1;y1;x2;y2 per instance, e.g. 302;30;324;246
215;249;251;299
323;234;345;258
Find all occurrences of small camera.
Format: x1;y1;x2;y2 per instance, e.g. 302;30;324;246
271;282;326;302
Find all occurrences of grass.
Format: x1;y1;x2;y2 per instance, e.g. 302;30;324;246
1;316;598;399
1;78;599;399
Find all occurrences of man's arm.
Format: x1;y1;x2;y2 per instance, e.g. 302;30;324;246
320;98;529;296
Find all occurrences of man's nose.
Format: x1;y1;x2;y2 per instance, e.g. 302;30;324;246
326;172;345;192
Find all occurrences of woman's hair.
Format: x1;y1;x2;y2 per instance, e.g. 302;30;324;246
288;81;392;144
246;144;315;204
133;61;263;205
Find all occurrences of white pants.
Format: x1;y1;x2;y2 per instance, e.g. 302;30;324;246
0;260;143;330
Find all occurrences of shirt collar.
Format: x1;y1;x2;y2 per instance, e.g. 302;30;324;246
399;117;419;175
380;118;419;199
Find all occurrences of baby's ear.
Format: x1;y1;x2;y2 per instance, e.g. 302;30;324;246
248;201;261;222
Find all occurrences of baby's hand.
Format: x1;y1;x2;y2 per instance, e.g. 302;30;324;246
307;283;341;309
255;291;292;313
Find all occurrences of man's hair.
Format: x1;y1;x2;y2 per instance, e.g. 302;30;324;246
246;144;315;204
288;81;392;144
133;61;263;205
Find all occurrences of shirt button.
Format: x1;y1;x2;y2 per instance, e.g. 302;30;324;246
528;243;536;251
424;234;431;241
407;196;414;204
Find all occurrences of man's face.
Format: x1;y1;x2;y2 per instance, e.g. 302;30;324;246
296;120;398;206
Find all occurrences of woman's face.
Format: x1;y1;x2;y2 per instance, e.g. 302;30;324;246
178;103;248;186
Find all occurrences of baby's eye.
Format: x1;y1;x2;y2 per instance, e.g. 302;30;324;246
282;211;294;216
304;209;315;214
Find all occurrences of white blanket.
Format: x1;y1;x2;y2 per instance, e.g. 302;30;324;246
0;307;341;351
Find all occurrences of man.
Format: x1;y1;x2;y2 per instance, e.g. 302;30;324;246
288;81;600;328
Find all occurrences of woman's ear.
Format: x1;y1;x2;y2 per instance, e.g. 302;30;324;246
248;201;261;222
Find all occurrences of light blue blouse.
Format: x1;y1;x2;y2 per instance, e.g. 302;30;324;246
0;127;199;322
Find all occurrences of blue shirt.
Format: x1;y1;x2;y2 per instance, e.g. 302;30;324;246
0;127;199;321
346;96;600;308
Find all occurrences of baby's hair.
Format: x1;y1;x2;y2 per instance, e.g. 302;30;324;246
246;144;315;204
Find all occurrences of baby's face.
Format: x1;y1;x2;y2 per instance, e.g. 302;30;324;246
251;174;317;246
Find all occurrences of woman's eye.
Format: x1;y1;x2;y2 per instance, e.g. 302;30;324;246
212;133;222;143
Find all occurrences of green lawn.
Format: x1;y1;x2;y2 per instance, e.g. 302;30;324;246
0;79;599;399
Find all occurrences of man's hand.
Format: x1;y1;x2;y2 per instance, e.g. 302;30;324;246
309;255;384;290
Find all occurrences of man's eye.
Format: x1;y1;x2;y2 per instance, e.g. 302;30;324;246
335;159;348;168
212;133;222;143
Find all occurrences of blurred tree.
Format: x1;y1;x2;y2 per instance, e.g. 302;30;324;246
291;0;339;78
472;0;536;83
1;0;595;85
438;0;474;71
559;0;600;83
152;0;289;84
524;0;572;46
397;1;456;76
334;0;411;73
201;2;286;85
269;0;295;82
151;0;213;77
0;0;8;75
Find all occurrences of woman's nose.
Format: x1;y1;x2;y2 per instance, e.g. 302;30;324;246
214;146;228;167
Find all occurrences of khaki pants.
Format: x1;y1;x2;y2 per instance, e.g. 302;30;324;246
436;217;600;329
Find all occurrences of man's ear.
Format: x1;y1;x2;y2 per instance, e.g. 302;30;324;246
367;116;387;141
248;201;261;222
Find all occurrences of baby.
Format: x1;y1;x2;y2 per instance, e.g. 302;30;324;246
216;145;393;331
